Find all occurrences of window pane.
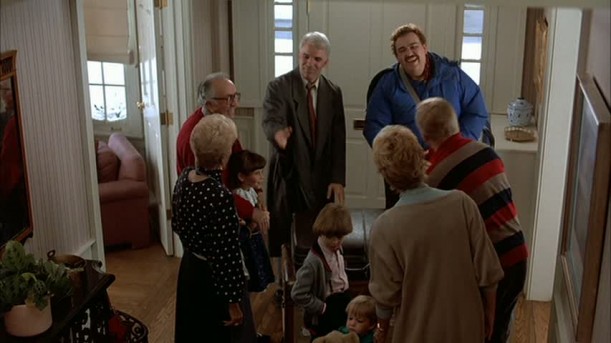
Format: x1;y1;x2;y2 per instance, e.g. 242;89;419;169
89;85;105;121
87;61;103;84
275;55;293;77
275;31;293;53
461;62;481;85
464;9;484;34
103;62;125;85
104;86;127;121
274;5;292;28
461;36;482;60
275;0;292;3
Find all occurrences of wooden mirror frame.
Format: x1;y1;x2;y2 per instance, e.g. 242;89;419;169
559;73;610;342
0;50;33;253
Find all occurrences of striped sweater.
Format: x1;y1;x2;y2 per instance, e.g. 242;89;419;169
426;133;528;269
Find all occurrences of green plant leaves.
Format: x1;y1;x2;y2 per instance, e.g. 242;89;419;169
0;241;73;312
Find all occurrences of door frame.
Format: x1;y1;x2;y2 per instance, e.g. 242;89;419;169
69;0;106;266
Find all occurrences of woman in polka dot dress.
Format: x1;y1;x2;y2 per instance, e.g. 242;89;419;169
172;114;256;342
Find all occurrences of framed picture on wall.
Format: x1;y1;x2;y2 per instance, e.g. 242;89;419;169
0;50;34;253
560;73;611;343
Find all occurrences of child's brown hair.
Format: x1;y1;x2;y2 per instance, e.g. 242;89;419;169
226;150;266;190
346;295;377;326
312;203;353;238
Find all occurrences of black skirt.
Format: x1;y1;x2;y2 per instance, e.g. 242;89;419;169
175;251;231;342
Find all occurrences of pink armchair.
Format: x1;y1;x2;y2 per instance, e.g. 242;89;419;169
96;133;150;249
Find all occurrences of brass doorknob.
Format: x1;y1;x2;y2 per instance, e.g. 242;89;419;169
136;101;145;110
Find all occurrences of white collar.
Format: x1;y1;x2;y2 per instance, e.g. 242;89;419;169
302;77;320;89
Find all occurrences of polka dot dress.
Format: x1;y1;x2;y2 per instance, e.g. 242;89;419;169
172;167;244;303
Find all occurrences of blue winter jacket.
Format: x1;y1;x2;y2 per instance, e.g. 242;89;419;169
364;52;489;147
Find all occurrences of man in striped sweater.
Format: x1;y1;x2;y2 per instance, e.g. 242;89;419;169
417;97;528;343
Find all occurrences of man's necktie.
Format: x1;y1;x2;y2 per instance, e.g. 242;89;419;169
306;83;317;147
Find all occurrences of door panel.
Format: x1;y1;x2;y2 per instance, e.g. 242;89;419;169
311;2;385;208
344;108;384;209
308;1;456;208
136;0;172;255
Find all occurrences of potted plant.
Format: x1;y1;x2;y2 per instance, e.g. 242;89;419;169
0;240;73;337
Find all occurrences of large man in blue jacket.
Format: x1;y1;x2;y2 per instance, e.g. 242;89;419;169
364;23;490;208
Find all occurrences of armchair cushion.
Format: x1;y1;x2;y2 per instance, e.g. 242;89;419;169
96;141;119;183
99;180;149;203
108;133;146;182
96;133;150;249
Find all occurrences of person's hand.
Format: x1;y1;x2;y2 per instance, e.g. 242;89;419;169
484;305;495;340
274;127;293;150
374;330;387;343
374;321;389;343
482;288;496;341
257;191;268;212
327;183;345;205
252;208;270;233
223;302;244;327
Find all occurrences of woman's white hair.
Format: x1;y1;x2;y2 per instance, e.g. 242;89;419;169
190;113;238;169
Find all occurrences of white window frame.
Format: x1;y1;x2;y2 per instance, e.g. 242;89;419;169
88;62;142;138
272;0;296;78
456;4;486;85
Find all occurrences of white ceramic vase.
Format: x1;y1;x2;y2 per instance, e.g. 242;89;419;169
507;97;533;127
4;302;52;337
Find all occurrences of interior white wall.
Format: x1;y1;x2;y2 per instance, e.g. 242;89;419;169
70;0;106;265
527;8;581;301
0;0;102;261
485;6;527;115
231;0;271;157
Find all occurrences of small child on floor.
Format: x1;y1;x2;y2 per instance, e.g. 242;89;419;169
227;149;274;292
291;203;354;339
313;295;377;343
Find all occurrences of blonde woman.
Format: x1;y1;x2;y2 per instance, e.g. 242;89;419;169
368;125;503;343
172;114;256;342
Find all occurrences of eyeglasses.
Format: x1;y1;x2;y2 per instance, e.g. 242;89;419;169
211;92;241;103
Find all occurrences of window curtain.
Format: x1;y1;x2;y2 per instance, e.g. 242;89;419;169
84;0;135;64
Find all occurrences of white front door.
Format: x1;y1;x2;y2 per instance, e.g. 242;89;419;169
136;0;173;255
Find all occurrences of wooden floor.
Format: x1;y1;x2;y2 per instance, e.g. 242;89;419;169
105;243;551;343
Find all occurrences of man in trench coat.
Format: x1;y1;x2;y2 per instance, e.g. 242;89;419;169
262;31;346;257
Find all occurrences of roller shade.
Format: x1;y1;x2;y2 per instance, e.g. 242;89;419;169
84;0;135;64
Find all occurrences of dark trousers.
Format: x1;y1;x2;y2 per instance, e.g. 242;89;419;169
488;260;527;343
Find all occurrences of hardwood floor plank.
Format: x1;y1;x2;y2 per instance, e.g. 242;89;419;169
533;301;552;343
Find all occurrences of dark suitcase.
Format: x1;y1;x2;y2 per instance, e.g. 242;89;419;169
290;208;384;281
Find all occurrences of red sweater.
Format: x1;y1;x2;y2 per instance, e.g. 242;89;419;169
426;134;528;269
176;109;254;219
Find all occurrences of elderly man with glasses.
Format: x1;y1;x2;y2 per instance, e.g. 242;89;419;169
176;72;270;233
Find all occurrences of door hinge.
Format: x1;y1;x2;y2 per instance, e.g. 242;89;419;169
160;111;174;126
155;0;168;9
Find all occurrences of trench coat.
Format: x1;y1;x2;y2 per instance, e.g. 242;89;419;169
262;68;346;256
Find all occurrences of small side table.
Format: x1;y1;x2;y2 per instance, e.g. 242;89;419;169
0;260;116;342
